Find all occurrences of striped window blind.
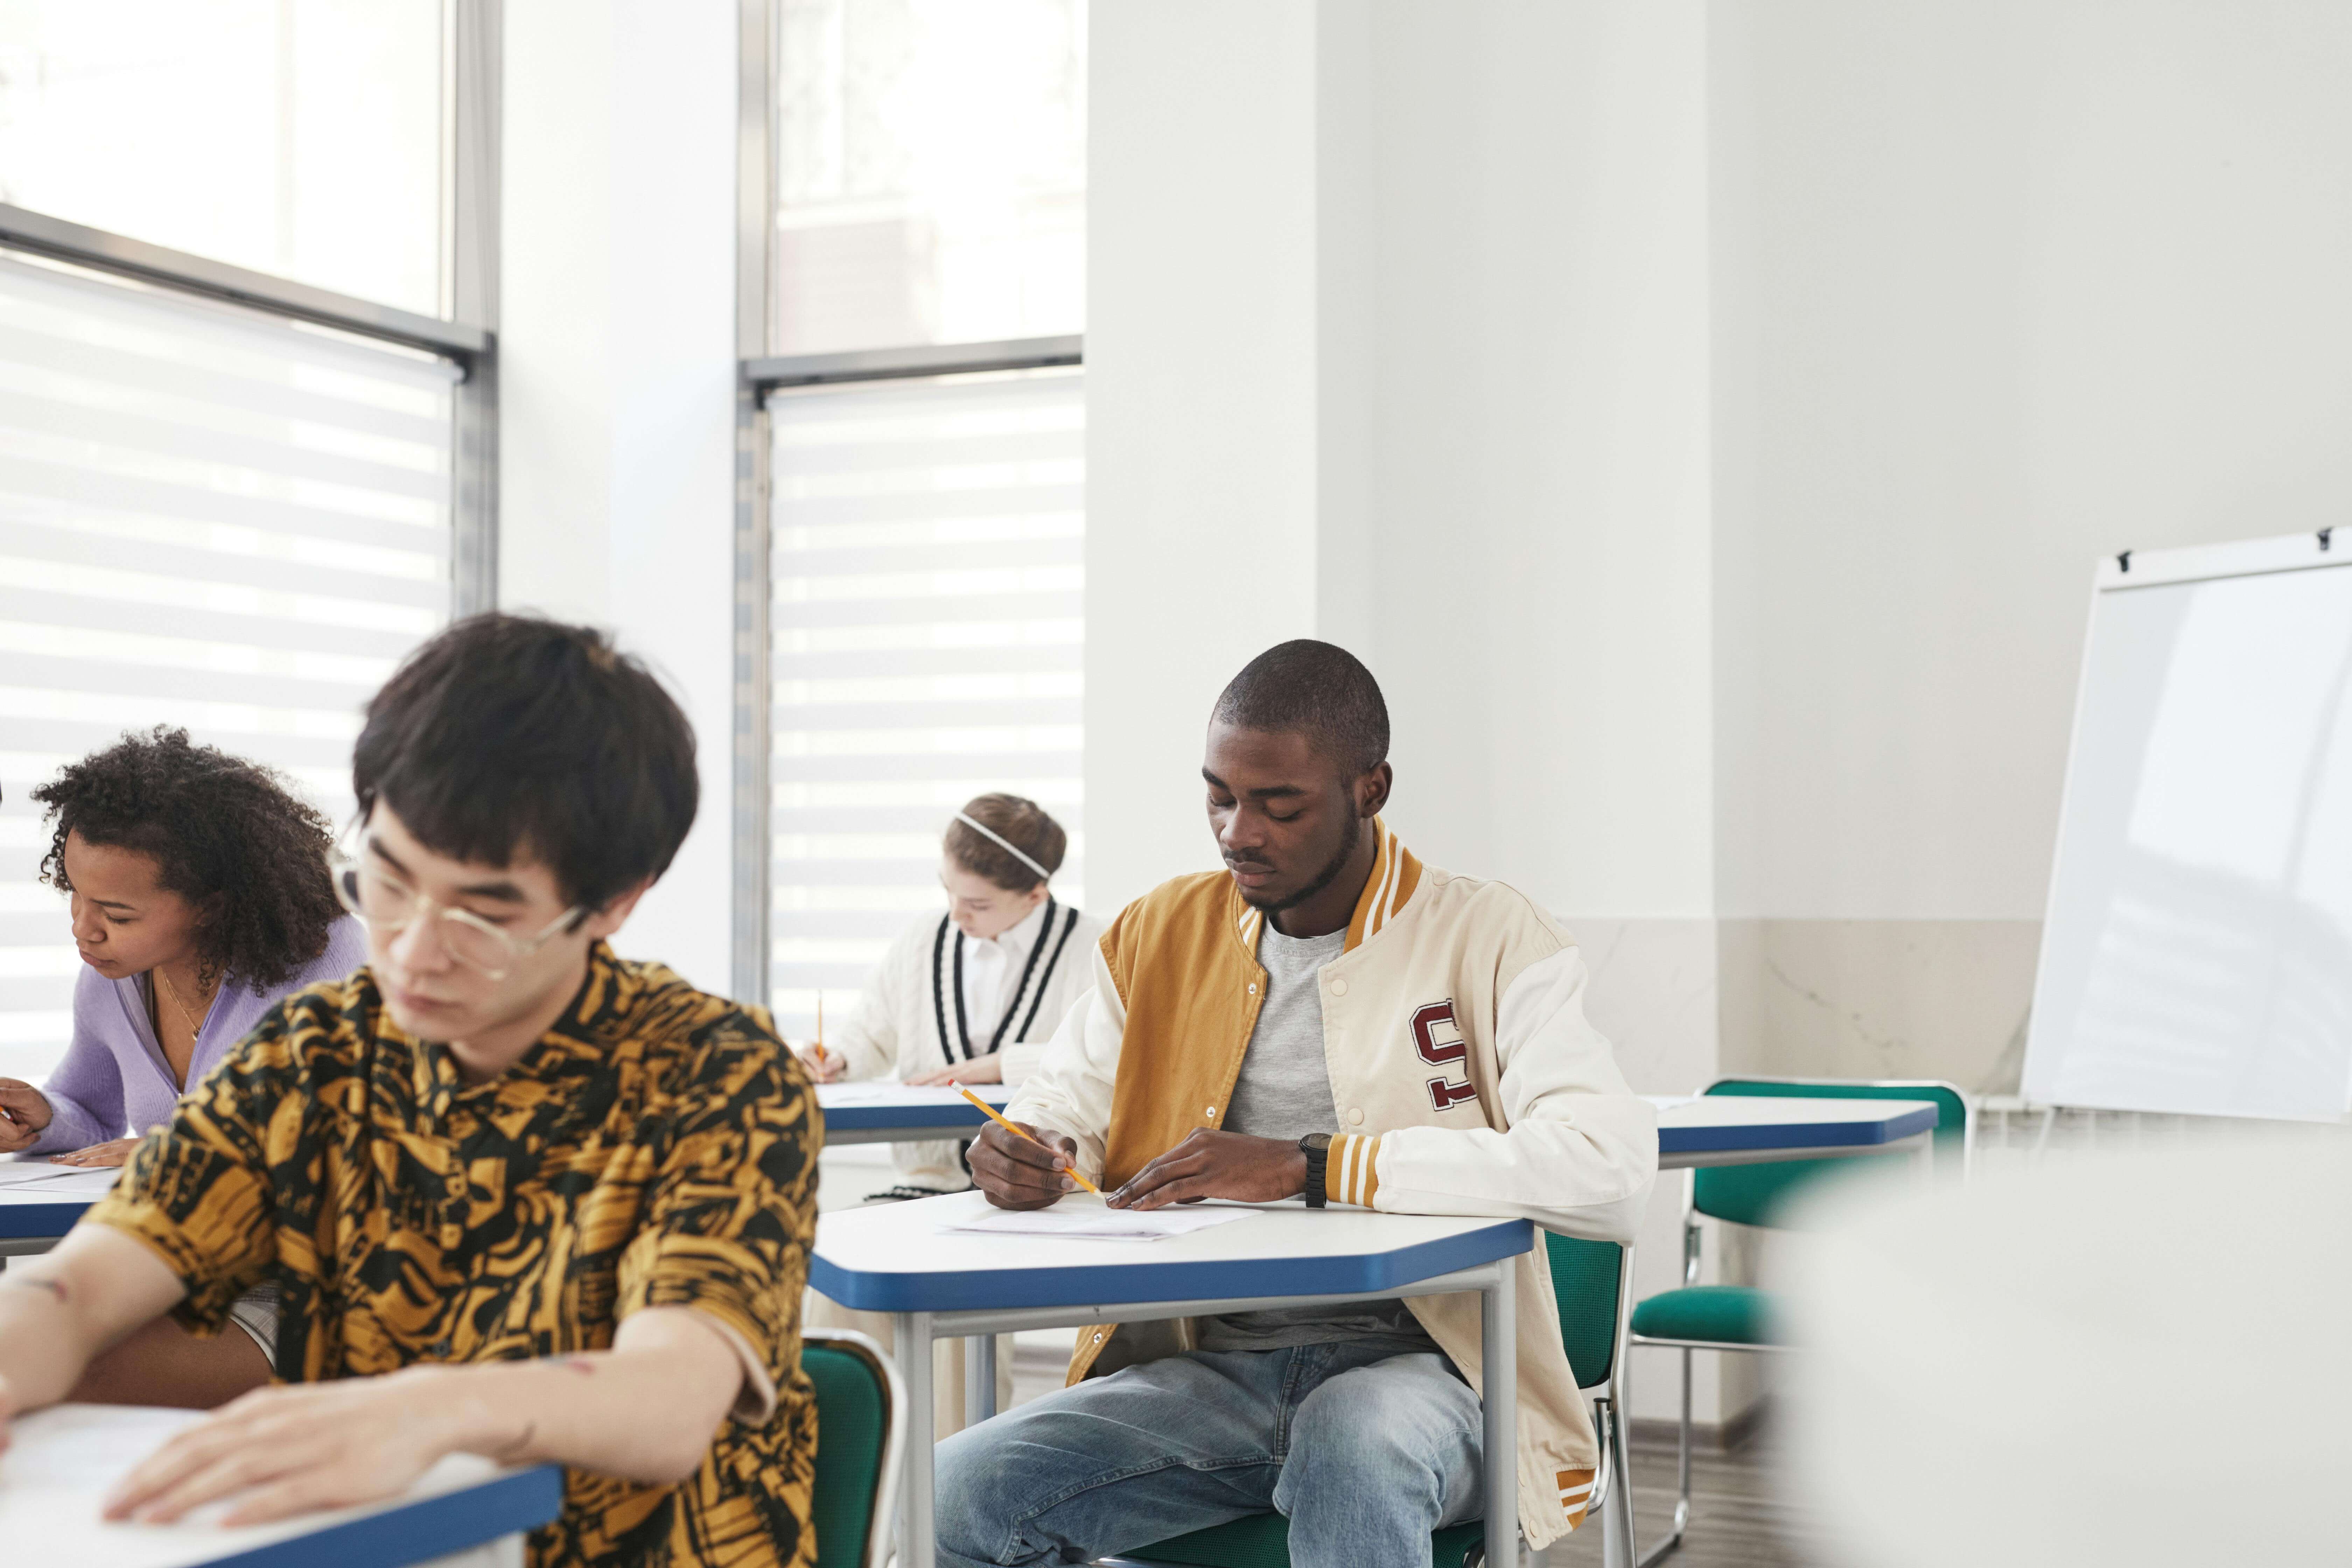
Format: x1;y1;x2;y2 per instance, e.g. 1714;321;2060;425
0;249;459;1083
766;369;1083;1037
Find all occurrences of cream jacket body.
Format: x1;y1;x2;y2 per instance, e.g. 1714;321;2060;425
831;898;1102;1190
1006;824;1657;1550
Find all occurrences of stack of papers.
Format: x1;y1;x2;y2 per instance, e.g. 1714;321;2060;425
941;1203;1254;1242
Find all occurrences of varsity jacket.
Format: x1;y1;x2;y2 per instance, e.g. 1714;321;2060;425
830;898;1102;1190
1007;823;1657;1550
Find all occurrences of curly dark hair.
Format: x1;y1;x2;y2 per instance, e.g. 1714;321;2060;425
34;727;341;993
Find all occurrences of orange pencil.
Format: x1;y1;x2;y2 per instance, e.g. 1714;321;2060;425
955;1084;1100;1195
812;995;828;1068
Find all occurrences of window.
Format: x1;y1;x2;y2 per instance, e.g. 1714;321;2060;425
0;0;448;316
765;369;1083;1037
772;0;1086;355
0;251;462;1083
746;0;1088;1018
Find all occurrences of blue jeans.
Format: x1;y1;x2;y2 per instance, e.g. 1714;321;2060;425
933;1340;1484;1568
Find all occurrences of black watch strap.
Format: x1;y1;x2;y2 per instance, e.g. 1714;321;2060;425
1299;1133;1331;1208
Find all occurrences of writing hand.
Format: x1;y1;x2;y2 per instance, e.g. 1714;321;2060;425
967;1119;1081;1211
0;1080;51;1153
792;1044;846;1083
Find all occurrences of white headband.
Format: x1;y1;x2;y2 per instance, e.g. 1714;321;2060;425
953;811;1054;884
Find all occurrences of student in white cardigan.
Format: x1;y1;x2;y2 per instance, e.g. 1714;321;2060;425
797;794;1102;1430
800;792;1101;1199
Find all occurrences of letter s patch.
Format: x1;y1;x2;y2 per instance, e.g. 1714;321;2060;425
1410;1000;1479;1111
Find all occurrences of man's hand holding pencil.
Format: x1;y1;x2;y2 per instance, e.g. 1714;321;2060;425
969;1116;1090;1211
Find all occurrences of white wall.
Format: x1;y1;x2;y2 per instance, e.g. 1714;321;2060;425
1712;0;2352;1091
500;0;739;990
1087;0;2352;1429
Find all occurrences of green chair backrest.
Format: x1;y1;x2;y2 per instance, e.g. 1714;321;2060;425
1692;1079;1967;1230
804;1340;890;1568
1542;1232;1623;1390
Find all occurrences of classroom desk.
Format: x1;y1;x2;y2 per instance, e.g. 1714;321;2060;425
0;1166;117;1261
811;1192;1533;1568
1;1403;562;1568
815;1082;1011;1147
1649;1095;1941;1171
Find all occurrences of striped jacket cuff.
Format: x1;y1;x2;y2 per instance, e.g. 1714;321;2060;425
1325;1133;1382;1208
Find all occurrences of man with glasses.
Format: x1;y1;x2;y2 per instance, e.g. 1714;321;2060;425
0;615;822;1568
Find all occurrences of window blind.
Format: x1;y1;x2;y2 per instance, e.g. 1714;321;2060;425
766;368;1083;1038
0;249;459;1083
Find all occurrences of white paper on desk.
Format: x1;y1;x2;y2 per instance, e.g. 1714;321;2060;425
0;1162;120;1192
942;1204;1254;1242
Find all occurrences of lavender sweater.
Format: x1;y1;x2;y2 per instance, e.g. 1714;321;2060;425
30;917;369;1155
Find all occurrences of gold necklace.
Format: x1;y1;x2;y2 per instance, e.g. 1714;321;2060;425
155;967;216;1038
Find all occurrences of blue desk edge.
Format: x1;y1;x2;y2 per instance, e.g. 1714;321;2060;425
0;1198;90;1240
1658;1102;1939;1154
813;1216;1533;1314
195;1464;564;1568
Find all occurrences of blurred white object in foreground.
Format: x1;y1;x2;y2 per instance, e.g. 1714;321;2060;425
1785;1129;2352;1565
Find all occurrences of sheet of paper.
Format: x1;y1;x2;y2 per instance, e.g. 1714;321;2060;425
0;1404;516;1563
0;1162;120;1193
817;1082;1009;1105
941;1203;1255;1242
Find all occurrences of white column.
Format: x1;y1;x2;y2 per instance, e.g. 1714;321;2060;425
498;0;739;988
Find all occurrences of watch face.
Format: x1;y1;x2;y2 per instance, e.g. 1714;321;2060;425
1301;1133;1333;1153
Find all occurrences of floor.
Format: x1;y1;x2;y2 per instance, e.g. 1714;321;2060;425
1003;1338;1827;1568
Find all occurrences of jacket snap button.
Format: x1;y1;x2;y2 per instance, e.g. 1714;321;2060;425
1205;1106;1216;1118
1330;979;1348;996
1348;1108;1365;1125
1092;1331;1104;1343
1247;983;1257;994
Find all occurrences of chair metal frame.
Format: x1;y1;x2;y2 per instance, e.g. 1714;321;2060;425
1624;1076;1973;1568
805;1327;909;1568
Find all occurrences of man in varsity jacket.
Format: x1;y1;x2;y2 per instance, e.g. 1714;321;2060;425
932;640;1659;1568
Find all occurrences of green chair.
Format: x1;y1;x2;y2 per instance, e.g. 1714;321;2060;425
805;1328;907;1568
1105;1233;1637;1568
1626;1077;1971;1566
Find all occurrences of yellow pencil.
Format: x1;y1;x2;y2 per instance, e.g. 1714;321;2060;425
955;1084;1100;1195
812;995;828;1068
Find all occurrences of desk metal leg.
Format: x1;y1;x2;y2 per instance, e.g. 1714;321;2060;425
1482;1266;1517;1568
966;1334;998;1428
896;1310;934;1568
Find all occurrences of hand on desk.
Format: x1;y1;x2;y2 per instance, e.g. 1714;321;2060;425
905;1055;1003;1087
104;1373;455;1527
1109;1129;1308;1211
969;1118;1083;1210
51;1137;141;1167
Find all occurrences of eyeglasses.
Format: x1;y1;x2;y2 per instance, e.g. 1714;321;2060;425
331;855;586;981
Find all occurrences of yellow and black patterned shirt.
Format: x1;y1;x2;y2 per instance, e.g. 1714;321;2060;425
88;943;821;1568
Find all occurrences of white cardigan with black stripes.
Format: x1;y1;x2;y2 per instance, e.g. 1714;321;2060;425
824;898;1104;1191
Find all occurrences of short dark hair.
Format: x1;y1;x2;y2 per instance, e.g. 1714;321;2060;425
35;727;340;992
1211;640;1391;776
944;793;1067;892
353;614;697;908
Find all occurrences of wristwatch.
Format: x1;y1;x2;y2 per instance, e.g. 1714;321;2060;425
1298;1133;1332;1208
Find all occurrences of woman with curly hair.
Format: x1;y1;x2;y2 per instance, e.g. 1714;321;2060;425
0;727;362;1405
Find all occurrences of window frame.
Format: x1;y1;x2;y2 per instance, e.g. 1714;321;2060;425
733;0;1084;1007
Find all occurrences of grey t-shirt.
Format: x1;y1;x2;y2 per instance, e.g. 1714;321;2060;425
1194;922;1437;1354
